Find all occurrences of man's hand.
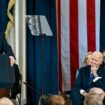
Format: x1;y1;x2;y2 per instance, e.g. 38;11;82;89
9;56;16;66
80;89;88;96
91;66;98;77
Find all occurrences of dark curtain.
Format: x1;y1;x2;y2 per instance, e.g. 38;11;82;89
26;0;58;104
100;0;105;51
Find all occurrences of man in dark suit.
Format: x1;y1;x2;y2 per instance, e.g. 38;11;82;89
0;32;15;66
101;49;105;68
71;51;105;105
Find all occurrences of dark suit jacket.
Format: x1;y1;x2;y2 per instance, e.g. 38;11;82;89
0;32;14;57
74;65;105;91
71;65;105;105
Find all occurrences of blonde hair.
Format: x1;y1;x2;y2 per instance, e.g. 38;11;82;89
84;94;103;105
83;52;92;65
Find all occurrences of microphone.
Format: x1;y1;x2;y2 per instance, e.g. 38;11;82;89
23;82;41;95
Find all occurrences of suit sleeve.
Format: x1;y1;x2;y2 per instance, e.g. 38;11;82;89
92;68;105;91
2;33;15;57
73;68;83;90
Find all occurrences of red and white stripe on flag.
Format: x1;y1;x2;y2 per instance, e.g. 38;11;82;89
56;0;101;91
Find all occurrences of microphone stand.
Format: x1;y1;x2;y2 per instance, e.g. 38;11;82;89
26;15;53;96
38;16;45;95
23;82;41;95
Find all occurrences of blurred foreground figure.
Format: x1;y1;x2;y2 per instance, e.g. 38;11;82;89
84;87;105;105
39;92;71;105
84;94;103;105
0;97;14;105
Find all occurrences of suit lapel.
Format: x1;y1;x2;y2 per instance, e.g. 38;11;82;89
85;66;91;86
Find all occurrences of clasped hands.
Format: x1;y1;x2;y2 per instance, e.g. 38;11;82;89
91;65;98;77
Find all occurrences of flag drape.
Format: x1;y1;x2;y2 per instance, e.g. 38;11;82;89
5;0;15;37
57;0;105;91
0;0;15;36
0;0;15;37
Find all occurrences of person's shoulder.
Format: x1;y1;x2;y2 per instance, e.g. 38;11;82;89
77;65;90;75
100;63;105;68
98;64;105;74
79;65;90;71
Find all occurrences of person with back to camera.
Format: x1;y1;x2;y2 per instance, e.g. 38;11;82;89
83;87;105;105
0;32;16;66
0;97;14;105
71;51;105;105
0;32;16;98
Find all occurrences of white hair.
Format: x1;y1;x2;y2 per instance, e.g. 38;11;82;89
92;51;103;64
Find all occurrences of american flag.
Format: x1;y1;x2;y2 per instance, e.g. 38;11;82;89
56;0;105;91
